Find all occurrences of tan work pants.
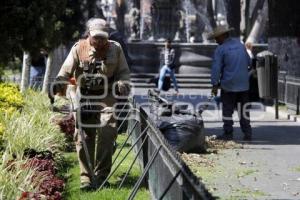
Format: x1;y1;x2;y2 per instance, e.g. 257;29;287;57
74;95;117;185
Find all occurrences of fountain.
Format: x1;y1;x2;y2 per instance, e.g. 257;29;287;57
120;0;218;74
113;0;267;74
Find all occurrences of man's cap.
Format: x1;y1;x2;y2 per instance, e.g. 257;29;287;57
207;25;234;40
87;18;109;38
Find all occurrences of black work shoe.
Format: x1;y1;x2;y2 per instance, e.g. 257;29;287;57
80;182;93;192
216;132;233;140
243;134;252;141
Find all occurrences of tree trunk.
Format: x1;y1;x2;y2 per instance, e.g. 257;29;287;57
133;0;140;8
87;0;96;18
115;0;126;36
250;0;265;26
246;0;268;44
244;0;251;39
240;0;246;39
42;52;53;93
20;51;31;93
207;0;217;28
225;0;241;37
240;0;250;41
95;0;105;18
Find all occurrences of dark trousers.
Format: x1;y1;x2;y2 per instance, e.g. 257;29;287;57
221;90;252;135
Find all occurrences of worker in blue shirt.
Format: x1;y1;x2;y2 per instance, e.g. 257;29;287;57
209;26;252;141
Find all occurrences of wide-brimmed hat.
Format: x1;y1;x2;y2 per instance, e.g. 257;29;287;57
87;18;109;38
208;26;234;40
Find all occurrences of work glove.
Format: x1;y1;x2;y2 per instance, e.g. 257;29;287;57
48;77;69;110
52;76;69;96
211;85;218;97
117;81;130;96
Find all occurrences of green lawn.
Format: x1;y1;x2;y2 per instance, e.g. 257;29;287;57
62;134;150;200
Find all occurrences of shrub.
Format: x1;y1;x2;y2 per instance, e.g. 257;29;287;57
0;83;24;115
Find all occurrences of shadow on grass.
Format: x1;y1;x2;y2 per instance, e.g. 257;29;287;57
112;173;147;189
61;152;148;200
57;152;78;176
59;152;80;198
115;142;132;149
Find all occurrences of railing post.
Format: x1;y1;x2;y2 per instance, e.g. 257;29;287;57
275;96;279;119
128;145;162;200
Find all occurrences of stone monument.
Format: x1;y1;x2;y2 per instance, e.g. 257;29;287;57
129;7;140;41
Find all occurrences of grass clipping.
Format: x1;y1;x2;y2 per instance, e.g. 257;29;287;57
205;135;243;151
181;135;244;171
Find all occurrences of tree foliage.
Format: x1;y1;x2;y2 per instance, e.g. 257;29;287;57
0;0;84;65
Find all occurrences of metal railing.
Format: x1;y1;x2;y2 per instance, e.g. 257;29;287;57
4;73;215;199
278;72;300;114
104;97;214;200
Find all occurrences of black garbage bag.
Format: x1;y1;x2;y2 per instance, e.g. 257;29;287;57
249;73;260;102
249;58;260;102
157;114;206;153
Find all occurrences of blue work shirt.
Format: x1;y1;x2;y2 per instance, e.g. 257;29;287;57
211;38;250;92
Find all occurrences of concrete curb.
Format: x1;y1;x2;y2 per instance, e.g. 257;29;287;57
265;106;300;123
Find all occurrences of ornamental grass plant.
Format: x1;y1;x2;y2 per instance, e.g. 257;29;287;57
1;90;65;158
0;84;149;199
0;85;66;199
0;160;39;200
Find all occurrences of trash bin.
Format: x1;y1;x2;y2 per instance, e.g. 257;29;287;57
256;51;278;99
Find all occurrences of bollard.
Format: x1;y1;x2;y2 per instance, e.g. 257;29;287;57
297;88;300;115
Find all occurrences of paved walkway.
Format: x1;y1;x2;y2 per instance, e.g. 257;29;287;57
203;110;300;199
133;88;300;199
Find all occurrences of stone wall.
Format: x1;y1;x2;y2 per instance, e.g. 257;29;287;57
268;38;300;76
268;0;300;112
127;42;267;74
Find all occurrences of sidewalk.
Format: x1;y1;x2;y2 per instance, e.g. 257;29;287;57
133;88;300;199
202;110;300;199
